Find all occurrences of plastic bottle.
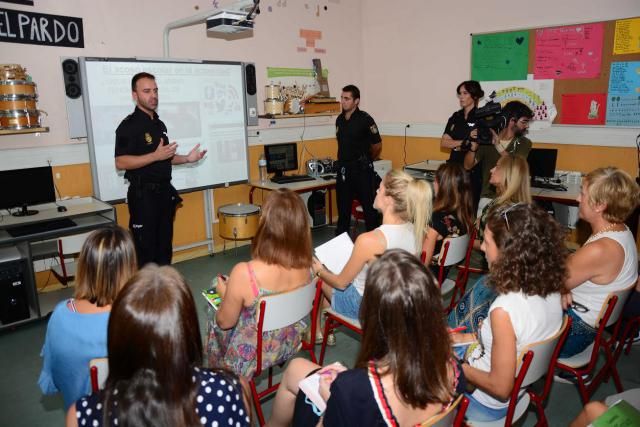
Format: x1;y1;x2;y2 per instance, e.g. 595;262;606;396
258;154;268;183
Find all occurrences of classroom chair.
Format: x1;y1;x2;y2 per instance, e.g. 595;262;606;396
555;284;635;404
51;232;92;286
250;279;322;426
89;357;109;393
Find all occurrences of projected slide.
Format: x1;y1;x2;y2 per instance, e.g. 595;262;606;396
80;58;249;202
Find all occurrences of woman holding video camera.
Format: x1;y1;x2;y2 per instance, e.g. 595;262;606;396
441;80;485;209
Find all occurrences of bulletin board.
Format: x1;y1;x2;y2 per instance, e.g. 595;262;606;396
470;17;640;128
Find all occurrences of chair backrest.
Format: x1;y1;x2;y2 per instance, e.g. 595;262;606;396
597;283;636;328
58;232;92;256
437;235;469;268
89;357;109;393
259;280;317;332
419;394;465;427
518;315;570;387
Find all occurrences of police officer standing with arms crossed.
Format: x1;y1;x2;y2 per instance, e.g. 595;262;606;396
335;84;382;236
115;72;206;267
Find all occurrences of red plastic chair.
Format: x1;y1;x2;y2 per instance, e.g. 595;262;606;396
555;284;635;404
350;200;366;237
89;358;108;393
249;280;322;426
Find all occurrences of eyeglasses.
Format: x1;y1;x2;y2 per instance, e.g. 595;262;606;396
500;203;522;231
571;301;590;314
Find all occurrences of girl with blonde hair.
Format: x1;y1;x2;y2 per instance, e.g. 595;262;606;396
313;169;432;326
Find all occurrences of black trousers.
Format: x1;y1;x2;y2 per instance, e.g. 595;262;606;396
127;183;179;267
335;163;381;235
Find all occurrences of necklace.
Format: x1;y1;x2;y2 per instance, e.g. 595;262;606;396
587;223;622;243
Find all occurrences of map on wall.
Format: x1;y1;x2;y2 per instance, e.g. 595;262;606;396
533;23;604;79
480;77;556;130
471;31;529;81
606;61;640;127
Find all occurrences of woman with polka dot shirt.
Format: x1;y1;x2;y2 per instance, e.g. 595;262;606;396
65;265;251;427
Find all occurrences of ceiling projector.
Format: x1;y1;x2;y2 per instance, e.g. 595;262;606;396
206;10;254;34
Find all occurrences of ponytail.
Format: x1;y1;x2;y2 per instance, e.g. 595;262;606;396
406;179;433;255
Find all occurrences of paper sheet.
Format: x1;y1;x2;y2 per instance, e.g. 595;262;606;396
314;232;354;274
606;61;640;127
471;31;529;81
613;18;640;55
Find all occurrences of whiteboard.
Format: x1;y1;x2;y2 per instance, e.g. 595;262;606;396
79;57;249;203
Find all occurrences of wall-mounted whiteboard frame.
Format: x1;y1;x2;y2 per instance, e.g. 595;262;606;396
79;57;250;203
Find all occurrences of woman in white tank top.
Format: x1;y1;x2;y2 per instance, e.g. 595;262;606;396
560;167;639;358
313;170;432;322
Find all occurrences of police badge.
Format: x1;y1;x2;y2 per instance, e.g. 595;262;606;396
145;132;153;144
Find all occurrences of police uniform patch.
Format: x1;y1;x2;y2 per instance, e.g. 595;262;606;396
336;125;339;134
370;125;378;134
144;132;153;144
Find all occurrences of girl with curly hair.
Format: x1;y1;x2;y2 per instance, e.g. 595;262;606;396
449;203;567;422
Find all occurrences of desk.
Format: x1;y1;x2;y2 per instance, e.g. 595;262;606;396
248;177;336;224
0;197;115;330
531;183;580;205
403;160;444;181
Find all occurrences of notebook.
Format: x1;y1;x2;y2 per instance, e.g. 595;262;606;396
314;232;354;274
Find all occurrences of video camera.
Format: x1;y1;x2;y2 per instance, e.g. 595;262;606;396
467;92;509;146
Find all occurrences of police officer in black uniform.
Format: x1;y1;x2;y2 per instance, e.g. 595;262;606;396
115;72;206;267
335;84;382;235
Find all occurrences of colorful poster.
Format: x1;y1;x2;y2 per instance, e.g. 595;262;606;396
266;67;328;101
471;31;529;81
560;93;606;125
613;18;640;55
606;61;640;127
534;23;604;79
480;77;556;130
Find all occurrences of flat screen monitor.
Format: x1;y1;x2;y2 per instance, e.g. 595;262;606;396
0;166;56;216
527;148;558;179
264;143;298;177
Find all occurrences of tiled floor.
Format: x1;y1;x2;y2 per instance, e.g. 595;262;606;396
0;226;638;426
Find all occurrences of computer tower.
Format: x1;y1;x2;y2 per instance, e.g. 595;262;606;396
301;190;327;228
0;259;30;325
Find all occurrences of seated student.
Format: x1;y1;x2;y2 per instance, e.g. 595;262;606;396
475;153;531;249
267;249;465;427
66;265;251;427
449;204;566;422
207;189;314;378
422;162;475;271
569;388;640;427
38;226;137;410
559;167;639;359
313;169;431;321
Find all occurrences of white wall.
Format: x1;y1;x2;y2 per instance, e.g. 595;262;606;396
0;0;362;163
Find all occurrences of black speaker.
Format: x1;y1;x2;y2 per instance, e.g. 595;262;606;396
60;57;87;138
0;261;30;325
242;62;258;126
62;58;82;99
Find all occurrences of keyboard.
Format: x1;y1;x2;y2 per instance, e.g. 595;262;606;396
271;174;316;184
531;180;567;191
6;218;77;237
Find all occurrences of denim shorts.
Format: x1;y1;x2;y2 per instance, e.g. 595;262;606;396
464;393;508;422
331;285;362;320
559;308;597;358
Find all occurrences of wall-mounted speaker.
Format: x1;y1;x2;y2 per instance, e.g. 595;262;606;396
242;62;258;126
60;57;87;139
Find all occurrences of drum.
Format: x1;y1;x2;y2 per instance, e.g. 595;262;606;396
0;80;37;98
265;84;281;99
0;64;27;81
0;95;37;110
0;109;41;129
264;99;284;115
218;203;261;240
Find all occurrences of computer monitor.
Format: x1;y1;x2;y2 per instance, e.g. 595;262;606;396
0;166;56;216
527;148;558;180
264;143;298;177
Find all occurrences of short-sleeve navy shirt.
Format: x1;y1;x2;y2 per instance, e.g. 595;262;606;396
335;108;381;162
115;107;172;183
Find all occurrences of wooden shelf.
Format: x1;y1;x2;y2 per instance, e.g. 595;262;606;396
259;112;336;119
0;127;49;136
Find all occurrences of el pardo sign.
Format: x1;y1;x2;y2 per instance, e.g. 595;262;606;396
0;8;84;48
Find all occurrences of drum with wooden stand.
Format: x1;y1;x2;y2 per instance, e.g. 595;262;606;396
218;203;261;251
0;95;37;110
0;80;37;98
0;109;41;130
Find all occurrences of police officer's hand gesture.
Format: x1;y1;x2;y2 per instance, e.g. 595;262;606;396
154;138;178;161
185;143;207;163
